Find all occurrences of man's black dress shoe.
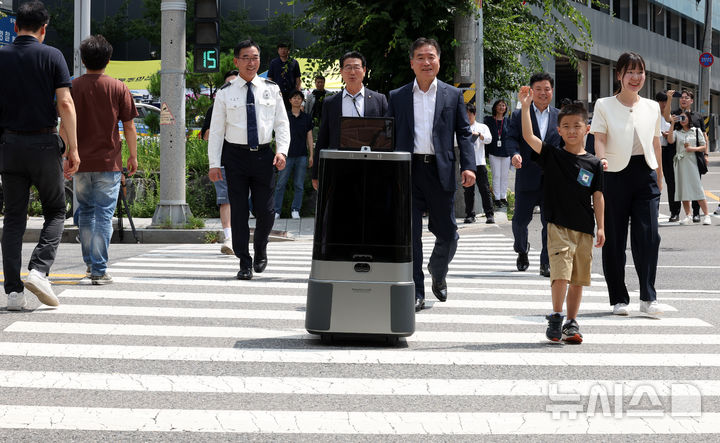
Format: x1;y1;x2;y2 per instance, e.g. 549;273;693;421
516;251;530;272
415;297;425;312
253;251;267;273
668;213;680;223
693;214;701;223
237;268;253;280
427;264;447;302
539;263;550;277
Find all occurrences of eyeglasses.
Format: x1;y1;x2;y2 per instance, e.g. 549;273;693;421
237;56;260;62
341;64;364;72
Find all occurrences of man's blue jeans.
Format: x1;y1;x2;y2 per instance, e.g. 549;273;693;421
75;171;121;276
274;155;307;213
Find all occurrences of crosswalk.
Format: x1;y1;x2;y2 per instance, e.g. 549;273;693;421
1;232;719;437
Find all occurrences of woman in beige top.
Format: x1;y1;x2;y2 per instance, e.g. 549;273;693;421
589;52;663;316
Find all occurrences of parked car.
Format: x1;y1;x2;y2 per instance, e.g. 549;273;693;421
119;103;161;137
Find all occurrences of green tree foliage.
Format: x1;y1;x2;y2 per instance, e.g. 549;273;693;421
296;0;591;98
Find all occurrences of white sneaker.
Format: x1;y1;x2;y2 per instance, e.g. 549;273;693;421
291;210;300;219
220;238;234;255
639;300;663;315
703;215;712;225
612;303;629;316
679;216;692;225
715;207;720;216
6;291;27;311
24;269;59;307
274;213;280;220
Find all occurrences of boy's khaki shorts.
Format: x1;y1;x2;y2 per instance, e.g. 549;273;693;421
547;222;593;286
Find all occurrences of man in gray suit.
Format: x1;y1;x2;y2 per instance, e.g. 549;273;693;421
311;51;388;190
386;38;476;311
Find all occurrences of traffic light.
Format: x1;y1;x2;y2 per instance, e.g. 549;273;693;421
193;0;220;73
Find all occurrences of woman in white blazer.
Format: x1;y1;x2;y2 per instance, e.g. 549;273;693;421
589;52;663;316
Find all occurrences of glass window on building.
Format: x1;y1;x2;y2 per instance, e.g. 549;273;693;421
697;24;704;50
593;0;610;14
633;0;648;29
713;30;720;56
667;11;680;41
651;4;664;36
681;17;691;46
613;0;629;21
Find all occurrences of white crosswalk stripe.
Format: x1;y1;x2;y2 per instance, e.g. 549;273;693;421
0;233;715;437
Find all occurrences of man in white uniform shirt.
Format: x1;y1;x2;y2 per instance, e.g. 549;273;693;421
208;40;290;280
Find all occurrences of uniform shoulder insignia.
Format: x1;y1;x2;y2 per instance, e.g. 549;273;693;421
219;82;232;90
264;78;277;85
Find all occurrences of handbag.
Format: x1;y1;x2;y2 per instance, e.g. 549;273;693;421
695;128;708;175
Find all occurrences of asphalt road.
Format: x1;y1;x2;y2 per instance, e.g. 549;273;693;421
0;167;719;440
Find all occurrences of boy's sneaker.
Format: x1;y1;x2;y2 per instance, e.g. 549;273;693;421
639;300;663;315
6;291;27;311
562;319;583;344
291;210;300;219
24;269;59;307
545;313;564;342
91;273;113;285
220;239;234;255
703;215;712;225
612;303;629;316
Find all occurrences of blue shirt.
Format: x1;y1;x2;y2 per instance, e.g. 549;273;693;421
288;111;313;157
0;35;71;131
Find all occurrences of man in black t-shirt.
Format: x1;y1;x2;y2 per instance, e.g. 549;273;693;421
519;87;605;345
0;1;80;310
267;43;302;111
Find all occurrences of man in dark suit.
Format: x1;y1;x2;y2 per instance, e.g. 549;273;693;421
505;72;562;277
387;37;476;311
311;51;388;189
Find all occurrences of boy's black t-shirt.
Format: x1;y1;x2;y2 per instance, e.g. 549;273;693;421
532;142;603;235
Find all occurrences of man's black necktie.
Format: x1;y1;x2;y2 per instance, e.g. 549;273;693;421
246;82;259;147
351;95;361;117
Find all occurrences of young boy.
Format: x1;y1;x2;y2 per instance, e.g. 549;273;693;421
518;87;605;343
457;103;494;224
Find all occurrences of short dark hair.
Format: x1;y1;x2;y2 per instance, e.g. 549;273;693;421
558;101;588;125
465;103;476;114
681;89;695;100
289;89;304;100
315;74;325;81
409;37;441;58
491;99;508;116
224;70;239;82
529;72;554;88
277;43;289;49
16;1;49;32
79;35;113;71
234;40;260;57
340;51;366;68
655;91;668;102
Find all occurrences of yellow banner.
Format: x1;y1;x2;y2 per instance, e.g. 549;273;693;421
105;60;161;90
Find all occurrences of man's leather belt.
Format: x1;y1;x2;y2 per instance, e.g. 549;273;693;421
413;154;436;164
230;142;271;152
5;127;58;135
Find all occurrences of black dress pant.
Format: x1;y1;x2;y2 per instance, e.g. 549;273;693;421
512;188;549;266
0;133;66;294
463;165;494;217
222;142;276;269
602;156;660;305
411;158;458;300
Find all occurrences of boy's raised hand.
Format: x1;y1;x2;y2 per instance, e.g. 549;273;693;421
518;86;533;108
